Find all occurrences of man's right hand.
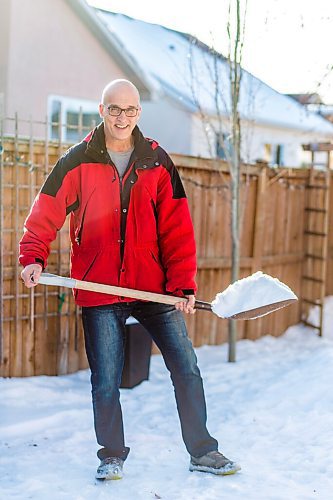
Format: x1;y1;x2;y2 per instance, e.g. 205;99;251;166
21;263;43;288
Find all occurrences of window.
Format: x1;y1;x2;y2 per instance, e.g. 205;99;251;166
48;95;101;142
263;143;285;167
275;144;285;166
216;133;233;160
51;99;61;140
264;143;272;163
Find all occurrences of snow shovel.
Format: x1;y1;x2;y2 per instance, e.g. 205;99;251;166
38;271;297;320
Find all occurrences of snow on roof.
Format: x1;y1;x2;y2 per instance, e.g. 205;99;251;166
96;10;333;134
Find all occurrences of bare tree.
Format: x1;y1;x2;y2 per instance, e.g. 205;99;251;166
187;0;248;361
227;0;248;361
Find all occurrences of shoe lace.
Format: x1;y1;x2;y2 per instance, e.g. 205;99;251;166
208;451;226;459
207;450;230;466
103;457;122;466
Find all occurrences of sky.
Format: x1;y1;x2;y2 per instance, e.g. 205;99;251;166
87;0;333;104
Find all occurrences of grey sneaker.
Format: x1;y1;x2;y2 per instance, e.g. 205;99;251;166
95;457;124;480
189;450;241;475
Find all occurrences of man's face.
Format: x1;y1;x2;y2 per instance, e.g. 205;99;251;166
99;85;141;147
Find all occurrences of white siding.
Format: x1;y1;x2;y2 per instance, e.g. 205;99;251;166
189;114;333;167
139;97;192;155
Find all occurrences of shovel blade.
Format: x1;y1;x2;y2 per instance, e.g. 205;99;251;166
226;298;297;320
211;272;298;319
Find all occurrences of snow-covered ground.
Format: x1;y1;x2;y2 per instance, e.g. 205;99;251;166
1;299;333;500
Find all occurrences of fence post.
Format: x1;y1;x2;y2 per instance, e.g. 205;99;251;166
252;166;267;272
0;115;4;366
246;166;267;340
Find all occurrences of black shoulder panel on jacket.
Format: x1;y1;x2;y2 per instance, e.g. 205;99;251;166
157;147;186;199
66;196;80;215
41;141;86;197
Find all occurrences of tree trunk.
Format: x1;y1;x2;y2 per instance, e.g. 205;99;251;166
228;0;244;362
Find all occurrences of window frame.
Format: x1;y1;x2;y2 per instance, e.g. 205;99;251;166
47;95;101;142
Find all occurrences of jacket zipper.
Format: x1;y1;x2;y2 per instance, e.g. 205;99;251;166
106;158;125;271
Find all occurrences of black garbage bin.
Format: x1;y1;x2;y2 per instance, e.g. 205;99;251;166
120;316;152;389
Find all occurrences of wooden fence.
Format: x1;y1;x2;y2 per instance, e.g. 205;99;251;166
1;131;332;377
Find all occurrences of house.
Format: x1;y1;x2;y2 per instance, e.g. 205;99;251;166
96;9;333;167
315;105;333;125
1;0;332;166
287;93;324;106
0;0;151;138
288;94;333;126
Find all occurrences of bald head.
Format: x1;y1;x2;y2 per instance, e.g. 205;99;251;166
99;79;142;151
101;79;141;105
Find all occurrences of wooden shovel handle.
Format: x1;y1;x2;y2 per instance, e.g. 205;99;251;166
38;274;296;319
38;273;200;307
76;278;188;305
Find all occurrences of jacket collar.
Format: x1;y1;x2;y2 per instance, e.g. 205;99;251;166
84;122;158;163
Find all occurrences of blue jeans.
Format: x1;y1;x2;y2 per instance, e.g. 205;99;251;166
82;301;218;461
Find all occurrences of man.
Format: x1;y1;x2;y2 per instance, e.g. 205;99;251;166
20;79;240;480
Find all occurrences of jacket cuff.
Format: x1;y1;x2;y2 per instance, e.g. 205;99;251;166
35;258;45;269
167;288;195;297
19;255;45;270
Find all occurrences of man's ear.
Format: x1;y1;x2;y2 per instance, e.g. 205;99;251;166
98;103;105;118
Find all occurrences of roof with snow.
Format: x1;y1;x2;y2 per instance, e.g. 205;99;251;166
94;8;333;134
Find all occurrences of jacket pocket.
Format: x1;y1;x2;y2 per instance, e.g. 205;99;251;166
74;217;84;246
149;248;165;274
73;189;96;245
71;248;99;281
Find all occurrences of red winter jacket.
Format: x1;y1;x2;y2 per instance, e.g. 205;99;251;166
19;123;197;306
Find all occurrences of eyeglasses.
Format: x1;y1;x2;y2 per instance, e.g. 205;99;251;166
105;105;139;117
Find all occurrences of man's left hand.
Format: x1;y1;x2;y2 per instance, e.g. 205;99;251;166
175;295;196;314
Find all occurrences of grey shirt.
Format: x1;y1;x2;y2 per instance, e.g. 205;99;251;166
108;147;134;179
